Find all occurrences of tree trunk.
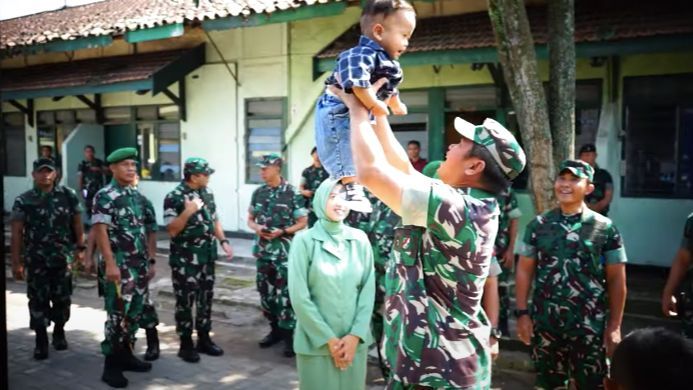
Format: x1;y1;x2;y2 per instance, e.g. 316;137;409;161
548;0;576;164
487;0;556;213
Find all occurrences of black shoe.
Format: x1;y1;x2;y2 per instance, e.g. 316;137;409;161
197;331;224;356
144;328;160;361
258;322;283;348
343;183;372;213
52;324;68;351
101;355;128;388
34;327;49;360
121;342;152;372
282;329;295;358
178;336;200;363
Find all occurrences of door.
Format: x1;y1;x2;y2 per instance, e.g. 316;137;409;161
105;124;137;157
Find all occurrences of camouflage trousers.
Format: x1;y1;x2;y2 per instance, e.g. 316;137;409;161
497;263;513;328
97;255;158;330
26;263;72;329
101;260;148;356
256;256;295;330
532;328;606;390
171;253;215;337
677;290;693;339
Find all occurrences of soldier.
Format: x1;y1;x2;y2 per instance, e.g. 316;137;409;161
661;212;693;338
10;158;85;360
515;159;628;389
300;147;329;228
335;79;526;388
77;145;107;219
578;144;614;217
92;148;156;388
164;157;233;363
36;145;62;181
495;186;521;336
247;153;308;357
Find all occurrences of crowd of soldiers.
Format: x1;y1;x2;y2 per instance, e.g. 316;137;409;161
8;137;693;390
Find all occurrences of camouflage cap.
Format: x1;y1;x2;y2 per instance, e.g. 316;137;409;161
559;159;594;182
106;147;138;164
33;158;56;172
454;117;526;180
184;157;215;175
256;153;283;168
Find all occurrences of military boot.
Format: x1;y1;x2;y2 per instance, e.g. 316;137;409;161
197;331;224;356
282;329;295;358
258;322;283;348
144;328;160;361
34;326;49;360
178;335;200;363
101;354;128;388
121;341;152;372
52;323;68;350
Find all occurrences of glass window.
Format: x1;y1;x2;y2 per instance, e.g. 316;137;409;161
137;122;181;182
623;74;693;198
2;112;26;176
246;98;285;184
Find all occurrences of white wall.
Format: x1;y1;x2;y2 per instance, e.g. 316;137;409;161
61;123;105;191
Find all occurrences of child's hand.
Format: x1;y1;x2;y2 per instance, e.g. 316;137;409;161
391;101;408;116
370;100;389;117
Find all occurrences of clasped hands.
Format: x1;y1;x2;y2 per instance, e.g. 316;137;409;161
327;335;360;371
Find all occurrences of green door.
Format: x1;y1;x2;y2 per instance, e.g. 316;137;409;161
104;124;136;156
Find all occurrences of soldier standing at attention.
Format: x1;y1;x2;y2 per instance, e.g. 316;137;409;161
300;147;329;228
164;157;233;363
661;212;693;338
515;159;628;390
333;79;526;389
578;144;614;217
10;158;85;360
92;148;156;388
248;153;308;357
77;145;107;219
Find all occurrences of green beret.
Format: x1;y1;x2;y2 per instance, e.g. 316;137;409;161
107;147;138;164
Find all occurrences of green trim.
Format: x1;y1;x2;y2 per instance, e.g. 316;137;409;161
316;34;693;71
427;88;445;162
2;80;152;101
17;36;113;55
125;23;184;43
203;1;347;31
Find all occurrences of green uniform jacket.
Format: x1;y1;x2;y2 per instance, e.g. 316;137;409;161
288;214;375;356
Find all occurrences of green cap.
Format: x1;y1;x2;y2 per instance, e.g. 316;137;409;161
184;157;215;175
33;158;56;172
106;147;138;164
559;159;594;182
422;160;442;179
256;153;283;168
454;117;526;180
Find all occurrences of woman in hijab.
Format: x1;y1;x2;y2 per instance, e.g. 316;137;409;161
288;178;375;390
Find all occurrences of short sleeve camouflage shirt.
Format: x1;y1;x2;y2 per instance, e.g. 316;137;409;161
163;182;218;258
77;158;106;193
11;185;82;267
300;165;329;209
495;187;521;256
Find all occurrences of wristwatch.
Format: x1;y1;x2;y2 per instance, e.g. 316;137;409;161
281;228;288;236
514;309;530;318
490;328;502;339
220;239;230;246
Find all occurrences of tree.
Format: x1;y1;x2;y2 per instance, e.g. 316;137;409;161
487;0;576;213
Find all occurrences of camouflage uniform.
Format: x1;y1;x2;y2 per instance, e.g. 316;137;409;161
139;195;159;330
383;118;525;389
516;162;628;389
78;158;106;218
12;184;82;330
250;179;307;331
585;166;613;217
163;181;218;337
92;180;152;356
300;164;329;228
494;187;521;331
678;212;693;338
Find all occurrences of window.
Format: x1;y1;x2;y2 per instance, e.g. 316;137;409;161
245;98;285;184
2;112;26;176
574;80;602;149
136;105;181;182
623;74;693;198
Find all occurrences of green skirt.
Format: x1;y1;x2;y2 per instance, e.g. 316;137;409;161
296;350;368;390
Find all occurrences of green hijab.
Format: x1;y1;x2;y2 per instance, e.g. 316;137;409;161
312;178;345;237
